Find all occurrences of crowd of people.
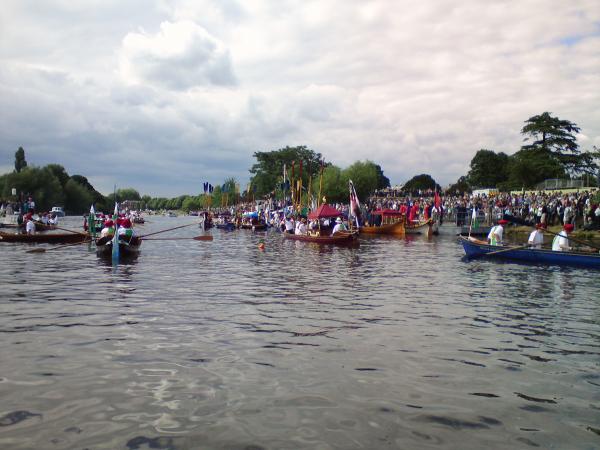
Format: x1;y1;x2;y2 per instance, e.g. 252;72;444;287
369;189;600;230
1;196;61;235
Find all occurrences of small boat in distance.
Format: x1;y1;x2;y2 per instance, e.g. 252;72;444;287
51;206;66;217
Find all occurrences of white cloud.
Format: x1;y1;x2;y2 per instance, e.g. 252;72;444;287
119;20;236;90
0;0;599;196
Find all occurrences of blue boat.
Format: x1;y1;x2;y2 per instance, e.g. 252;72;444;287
216;222;236;231
459;236;600;269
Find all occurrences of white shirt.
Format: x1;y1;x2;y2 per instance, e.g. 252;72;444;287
528;229;544;249
487;225;503;246
332;222;346;235
25;220;36;234
552;230;570;251
284;219;294;232
296;222;307;234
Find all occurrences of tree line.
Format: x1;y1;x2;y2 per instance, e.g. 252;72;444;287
3;111;598;214
448;112;600;193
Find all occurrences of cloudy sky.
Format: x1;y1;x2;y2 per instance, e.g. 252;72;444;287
1;0;599;196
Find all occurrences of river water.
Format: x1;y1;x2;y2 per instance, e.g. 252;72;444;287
1;216;599;449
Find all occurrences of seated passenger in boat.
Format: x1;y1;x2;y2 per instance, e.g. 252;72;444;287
331;217;346;235
118;218;135;239
295;218;308;235
100;219;115;238
552;223;573;251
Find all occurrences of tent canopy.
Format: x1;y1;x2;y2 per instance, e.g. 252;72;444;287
308;204;341;219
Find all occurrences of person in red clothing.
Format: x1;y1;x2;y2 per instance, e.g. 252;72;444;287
408;202;419;223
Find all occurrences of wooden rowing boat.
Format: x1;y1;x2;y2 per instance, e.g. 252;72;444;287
361;209;405;235
240;222;267;231
459;236;600;268
283;230;359;245
0;222;57;232
405;218;433;235
0;231;87;244
215;222;235;231
95;235;142;258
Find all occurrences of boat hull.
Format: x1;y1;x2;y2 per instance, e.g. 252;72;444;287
0;222;57;232
283;231;358;245
0;231;87;244
96;235;141;258
216;223;236;231
240;223;267;231
459;236;600;268
360;221;405;235
405;219;433;235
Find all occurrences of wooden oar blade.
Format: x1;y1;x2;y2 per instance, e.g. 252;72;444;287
26;248;47;253
193;235;213;241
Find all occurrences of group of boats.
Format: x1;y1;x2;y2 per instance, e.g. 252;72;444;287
206;204;434;245
2;204;599;269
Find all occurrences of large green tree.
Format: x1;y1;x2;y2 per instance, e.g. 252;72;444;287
64;179;93;214
521;112;597;176
500;147;565;190
402;174;440;192
343;161;379;201
374;163;390;189
321;165;346;203
2;166;63;211
46;164;70;188
14;147;27;173
249;145;324;197
467;149;510;188
446;176;471;195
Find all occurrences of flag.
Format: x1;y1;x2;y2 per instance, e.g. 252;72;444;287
434;190;441;210
349;179;361;228
283;164;287;184
471;207;479;229
90;204;95;214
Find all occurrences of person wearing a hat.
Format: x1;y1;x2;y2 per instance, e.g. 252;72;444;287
331;217;347;236
552;223;574;251
528;223;546;249
100;219;115;238
487;219;507;246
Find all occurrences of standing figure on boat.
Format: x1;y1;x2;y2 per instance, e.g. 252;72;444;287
487;219;507;246
528;223;545;249
552;223;573;251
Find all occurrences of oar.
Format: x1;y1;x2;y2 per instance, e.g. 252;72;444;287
139;222;199;238
503;215;600;252
141;236;213;241
36;222;88;236
485;244;530;256
26;239;91;253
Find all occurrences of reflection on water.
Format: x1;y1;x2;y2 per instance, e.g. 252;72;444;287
1;217;599;449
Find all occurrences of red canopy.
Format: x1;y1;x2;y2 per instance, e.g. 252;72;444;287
308;204;341;219
372;209;404;217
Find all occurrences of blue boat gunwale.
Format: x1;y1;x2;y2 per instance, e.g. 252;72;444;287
458;236;600;269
